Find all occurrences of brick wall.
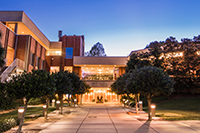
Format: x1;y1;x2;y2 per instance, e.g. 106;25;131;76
16;35;27;61
7;30;15;48
0;23;7;48
59;35;85;71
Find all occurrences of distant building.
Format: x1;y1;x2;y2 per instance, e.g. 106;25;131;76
0;11;128;103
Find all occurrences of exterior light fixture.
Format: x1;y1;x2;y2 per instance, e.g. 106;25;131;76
139;101;143;111
151;104;156;117
43;104;47;117
56;101;60;110
52;99;55;107
18;107;24;122
43;105;47;108
18;108;24;113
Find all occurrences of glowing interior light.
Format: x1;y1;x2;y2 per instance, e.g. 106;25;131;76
139;101;143;104
18;108;24;113
151;104;156;109
55;51;61;54
52;99;55;102
56;101;60;104
43;105;47;108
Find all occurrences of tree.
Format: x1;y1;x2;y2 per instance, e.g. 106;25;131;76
133;66;174;121
6;70;55;133
79;80;91;104
125;71;140;114
165;36;177;43
111;73;132;107
162;38;200;94
193;35;200;42
85;42;106;57
0;83;16;110
54;71;72;113
126;53;151;73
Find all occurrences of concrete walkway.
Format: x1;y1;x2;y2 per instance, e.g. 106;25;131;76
7;104;200;133
42;104;200;133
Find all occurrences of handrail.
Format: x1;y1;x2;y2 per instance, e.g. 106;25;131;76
1;58;25;82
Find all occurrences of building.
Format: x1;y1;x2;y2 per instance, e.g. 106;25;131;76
0;11;127;103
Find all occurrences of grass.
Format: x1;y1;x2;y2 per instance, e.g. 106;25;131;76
0;107;56;122
143;95;200;120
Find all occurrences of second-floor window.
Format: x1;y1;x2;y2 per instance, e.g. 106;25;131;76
29;53;35;66
65;47;73;59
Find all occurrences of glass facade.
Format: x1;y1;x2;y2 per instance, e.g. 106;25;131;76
81;66;119;80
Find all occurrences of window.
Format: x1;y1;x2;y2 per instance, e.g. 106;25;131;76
29;53;35;66
41;60;45;70
50;66;60;73
46;50;62;56
64;66;73;73
65;47;73;59
35;56;40;69
82;67;114;80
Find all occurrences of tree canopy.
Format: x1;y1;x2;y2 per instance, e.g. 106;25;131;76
6;70;55;133
85;42;106;57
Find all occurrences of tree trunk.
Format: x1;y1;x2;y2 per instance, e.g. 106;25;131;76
45;98;49;120
59;94;63;114
73;95;76;107
80;94;83;105
68;94;70;107
147;94;152;121
127;93;130;108
135;94;138;114
17;98;28;133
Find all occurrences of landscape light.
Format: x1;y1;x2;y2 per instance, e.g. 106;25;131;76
151;104;156;117
18;108;24;113
139;101;143;111
151;104;156;109
43;105;47;108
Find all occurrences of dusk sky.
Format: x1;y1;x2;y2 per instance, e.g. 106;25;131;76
1;0;200;56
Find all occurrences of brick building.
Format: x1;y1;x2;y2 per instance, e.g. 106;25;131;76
0;11;127;103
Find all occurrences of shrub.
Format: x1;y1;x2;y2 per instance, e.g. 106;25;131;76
0;84;17;110
0;117;18;132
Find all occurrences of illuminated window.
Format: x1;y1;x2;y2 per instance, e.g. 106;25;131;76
64;66;73;73
50;66;60;73
46;50;61;56
65;48;73;59
82;67;114;80
6;23;16;32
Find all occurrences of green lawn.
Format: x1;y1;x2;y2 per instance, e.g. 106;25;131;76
0;107;56;122
144;96;200;120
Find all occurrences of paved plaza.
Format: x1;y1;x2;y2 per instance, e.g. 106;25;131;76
7;104;200;133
